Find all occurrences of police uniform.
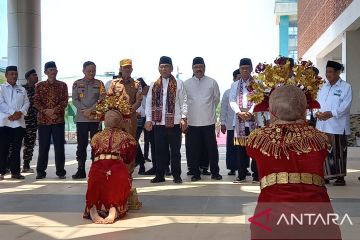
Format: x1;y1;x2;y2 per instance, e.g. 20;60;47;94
72;78;106;179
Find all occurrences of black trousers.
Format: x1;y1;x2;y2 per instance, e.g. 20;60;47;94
153;124;182;178
188;124;219;177
236;127;258;179
36;123;66;176
135;118;145;166
186;132;209;171
76;122;101;168
144;128;156;169
0;127;25;175
226;130;237;171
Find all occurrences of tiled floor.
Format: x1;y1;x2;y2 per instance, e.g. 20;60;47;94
0;145;360;240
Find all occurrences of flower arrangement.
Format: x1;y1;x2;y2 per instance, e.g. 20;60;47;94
248;57;324;112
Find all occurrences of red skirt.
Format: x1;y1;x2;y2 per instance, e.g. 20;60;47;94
84;159;131;219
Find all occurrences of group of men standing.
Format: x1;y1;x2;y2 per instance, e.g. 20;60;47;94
220;58;353;186
0;57;355;186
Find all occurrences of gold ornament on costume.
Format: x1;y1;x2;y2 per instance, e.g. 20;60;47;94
247;124;329;160
248;57;324;112
94;94;132;119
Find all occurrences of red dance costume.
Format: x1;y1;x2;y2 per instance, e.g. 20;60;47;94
246;123;341;240
83;128;137;220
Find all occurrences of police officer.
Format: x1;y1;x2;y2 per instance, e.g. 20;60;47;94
22;69;39;173
72;61;106;179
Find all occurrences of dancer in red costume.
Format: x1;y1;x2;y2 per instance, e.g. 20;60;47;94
247;85;341;239
83;108;137;224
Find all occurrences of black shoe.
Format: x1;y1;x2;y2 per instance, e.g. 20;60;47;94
187;171;194;176
150;177;165;183
144;168;156;175
145;158;152;162
11;174;25;179
211;174;222;180
72;170;86;179
202;169;211;176
165;169;172;176
22;167;34;173
333;177;346;186
228;170;236;176
138;165;146;175
191;175;201;182
173;178;183;184
58;175;66;179
36;173;46;179
246;170;251;176
233;177;246;183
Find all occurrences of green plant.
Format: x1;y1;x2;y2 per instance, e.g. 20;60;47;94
0;72;5;84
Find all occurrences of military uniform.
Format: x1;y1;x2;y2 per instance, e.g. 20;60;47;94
72;78;106;179
22;83;38;171
108;77;142;137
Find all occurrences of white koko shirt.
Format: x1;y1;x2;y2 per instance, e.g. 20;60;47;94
0;82;30;128
316;78;352;135
184;75;220;126
145;78;187;125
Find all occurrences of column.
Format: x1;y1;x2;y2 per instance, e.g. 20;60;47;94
342;30;360;115
8;0;41;85
342;29;360;146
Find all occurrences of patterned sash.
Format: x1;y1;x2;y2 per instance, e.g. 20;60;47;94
151;75;177;128
234;79;256;145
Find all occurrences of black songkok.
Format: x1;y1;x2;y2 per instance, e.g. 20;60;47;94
25;69;36;79
159;56;172;66
233;69;240;78
192;57;205;66
326;60;343;71
44;61;57;71
5;66;17;73
311;66;319;75
240;58;252;67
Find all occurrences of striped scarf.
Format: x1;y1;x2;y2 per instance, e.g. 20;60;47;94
151;75;177;128
234;79;256;146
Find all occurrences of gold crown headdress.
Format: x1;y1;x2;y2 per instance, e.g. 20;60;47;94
94;94;132;119
248;57;324;112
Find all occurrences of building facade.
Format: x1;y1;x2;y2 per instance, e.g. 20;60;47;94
275;0;298;60
298;0;360;145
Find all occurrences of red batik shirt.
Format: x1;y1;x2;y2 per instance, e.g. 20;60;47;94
34;80;68;125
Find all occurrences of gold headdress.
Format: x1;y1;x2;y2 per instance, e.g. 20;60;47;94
248;57;324;112
94;94;132;120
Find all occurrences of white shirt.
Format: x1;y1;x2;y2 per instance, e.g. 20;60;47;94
220;88;235;130
184;75;220;126
145;78;187;125
316;78;352;135
0;83;30;128
137;94;146;118
229;79;254;127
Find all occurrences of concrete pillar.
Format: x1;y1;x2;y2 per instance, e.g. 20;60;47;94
7;0;41;85
342;30;360;114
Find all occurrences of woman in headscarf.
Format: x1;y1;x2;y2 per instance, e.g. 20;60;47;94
246;85;341;239
83;109;137;224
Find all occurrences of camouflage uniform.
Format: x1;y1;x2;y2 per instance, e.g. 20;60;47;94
22;84;38;170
